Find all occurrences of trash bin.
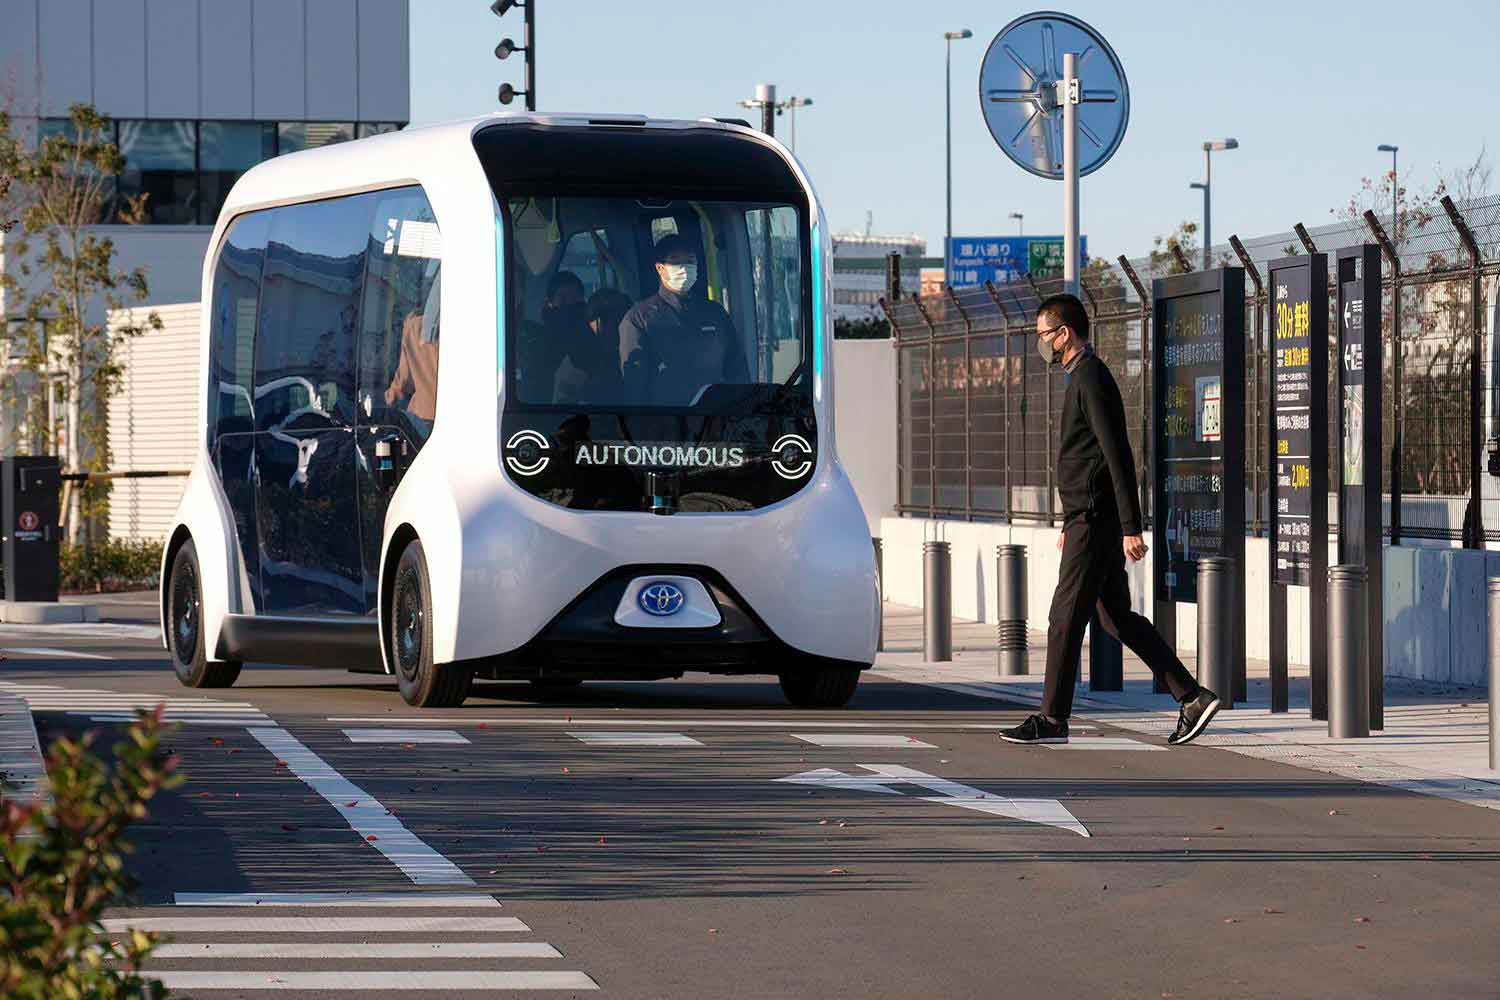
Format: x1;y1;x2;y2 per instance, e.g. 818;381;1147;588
2;457;61;603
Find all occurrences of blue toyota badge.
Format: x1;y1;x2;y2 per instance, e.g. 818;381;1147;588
638;581;686;617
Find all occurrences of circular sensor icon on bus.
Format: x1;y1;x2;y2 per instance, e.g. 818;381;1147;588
770;434;813;480
637;581;686;617
504;429;551;477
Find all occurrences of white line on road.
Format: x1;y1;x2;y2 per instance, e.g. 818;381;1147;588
152;941;560;958
341;729;470;744
330;717;1098;732
567;731;704;746
85;716;270;725
247;727;475;887
792;734;937;748
149;971;597;991
0;647;113;659
103;916;526;933
173;891;500;907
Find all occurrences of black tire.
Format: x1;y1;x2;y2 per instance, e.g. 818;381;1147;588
778;665;862;708
166;539;241;689
390;539;470;708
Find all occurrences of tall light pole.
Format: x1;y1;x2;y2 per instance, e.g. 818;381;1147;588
1377;144;1399;242
944;29;972;287
1199;138;1238;270
739;84;778;137
784;96;813;153
1008;211;1024;236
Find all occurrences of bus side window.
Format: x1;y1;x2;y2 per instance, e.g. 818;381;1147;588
359;186;441;445
208;211;269;453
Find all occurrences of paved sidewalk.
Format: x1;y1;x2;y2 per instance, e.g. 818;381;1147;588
0;689;48;814
874;603;1500;812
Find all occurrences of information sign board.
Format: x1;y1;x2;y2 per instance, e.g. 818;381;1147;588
945;235;1087;288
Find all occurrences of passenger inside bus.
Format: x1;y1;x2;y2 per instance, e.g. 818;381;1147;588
384;274;440;426
618;234;749;405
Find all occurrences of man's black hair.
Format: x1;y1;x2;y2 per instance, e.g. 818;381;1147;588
652;233;697;262
545;269;584;302
1037;293;1090;341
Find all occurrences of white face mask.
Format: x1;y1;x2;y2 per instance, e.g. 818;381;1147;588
661;262;698;293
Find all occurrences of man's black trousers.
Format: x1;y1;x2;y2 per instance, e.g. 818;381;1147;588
1041;515;1199;720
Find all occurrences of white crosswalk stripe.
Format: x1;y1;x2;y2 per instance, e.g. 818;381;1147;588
0;680;272;725
108;893;600;992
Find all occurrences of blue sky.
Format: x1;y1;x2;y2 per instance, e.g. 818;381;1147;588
411;1;1500;260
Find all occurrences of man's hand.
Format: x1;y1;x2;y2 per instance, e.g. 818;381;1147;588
1056;531;1065;552
1123;534;1148;562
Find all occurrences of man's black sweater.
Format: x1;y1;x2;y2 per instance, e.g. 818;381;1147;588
1057;349;1143;534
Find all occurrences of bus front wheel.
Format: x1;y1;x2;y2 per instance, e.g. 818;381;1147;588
166;539;241;689
778;665;861;708
390;539;470;708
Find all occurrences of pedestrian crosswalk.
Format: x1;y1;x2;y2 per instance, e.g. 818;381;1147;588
0;680;271;725
106;891;599;993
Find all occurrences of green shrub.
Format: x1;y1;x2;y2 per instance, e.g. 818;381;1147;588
60;539;164;593
1;708;181;997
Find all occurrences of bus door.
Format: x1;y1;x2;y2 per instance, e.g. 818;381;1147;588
353;188;443;614
251;196;370;616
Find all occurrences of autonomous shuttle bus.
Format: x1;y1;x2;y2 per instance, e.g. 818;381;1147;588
161;113;878;708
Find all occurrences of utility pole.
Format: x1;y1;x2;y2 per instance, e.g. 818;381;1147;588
1378;144;1399;242
492;0;535;111
943;29;972;288
1197;138;1238;270
740;84;778;137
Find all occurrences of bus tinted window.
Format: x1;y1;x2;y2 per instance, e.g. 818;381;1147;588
360;187;442;442
504;197;808;409
255;195;374;432
208;211;269;445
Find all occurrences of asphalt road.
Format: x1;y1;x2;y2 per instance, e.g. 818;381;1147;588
6;600;1500;999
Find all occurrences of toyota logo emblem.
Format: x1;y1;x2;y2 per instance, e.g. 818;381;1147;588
637;581;686;617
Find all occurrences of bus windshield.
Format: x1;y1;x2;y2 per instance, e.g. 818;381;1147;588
502;196;808;410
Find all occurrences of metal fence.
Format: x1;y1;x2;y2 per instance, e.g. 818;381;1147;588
884;193;1500;545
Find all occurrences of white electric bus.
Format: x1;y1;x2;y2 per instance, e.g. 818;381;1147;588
160;113;878;708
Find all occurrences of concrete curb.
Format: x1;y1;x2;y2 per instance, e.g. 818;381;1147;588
0;689;48;816
0;601;100;624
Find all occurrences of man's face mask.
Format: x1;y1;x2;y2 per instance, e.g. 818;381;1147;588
1038;326;1067;366
661;261;698;294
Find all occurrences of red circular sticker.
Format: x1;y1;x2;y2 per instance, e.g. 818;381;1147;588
18;511;38;532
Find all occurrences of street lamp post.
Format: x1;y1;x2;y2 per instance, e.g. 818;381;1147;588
1377;144;1399;242
1198;138;1239;270
1008;211;1024;236
944;29;972;288
784;96;813;153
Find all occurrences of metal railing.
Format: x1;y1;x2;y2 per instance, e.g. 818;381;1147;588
884;193;1500;544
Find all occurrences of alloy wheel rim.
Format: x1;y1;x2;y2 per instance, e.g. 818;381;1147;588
395;570;423;683
172;562;199;663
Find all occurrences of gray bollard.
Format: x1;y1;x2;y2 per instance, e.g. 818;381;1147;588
1328;564;1370;739
996;544;1028;676
873;538;884;653
923;540;953;662
1489;580;1500;770
1196;557;1234;710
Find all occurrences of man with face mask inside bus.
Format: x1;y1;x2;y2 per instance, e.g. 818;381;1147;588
619;233;750;404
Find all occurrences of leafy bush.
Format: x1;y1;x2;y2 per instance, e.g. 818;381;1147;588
60;539;164;593
1;708;180;997
834;316;891;340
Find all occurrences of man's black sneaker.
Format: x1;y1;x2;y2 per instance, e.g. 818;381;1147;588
1168;689;1221;746
999;714;1069;744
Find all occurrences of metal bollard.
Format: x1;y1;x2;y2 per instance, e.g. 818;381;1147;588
873;538;884;653
1328;564;1370;739
923;540;952;662
996;544;1028;676
1196;557;1234;710
1488;580;1500;770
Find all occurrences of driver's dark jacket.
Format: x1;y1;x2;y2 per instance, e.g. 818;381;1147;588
618;287;750;404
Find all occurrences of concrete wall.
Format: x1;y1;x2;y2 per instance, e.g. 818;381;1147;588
880;515;1493;689
832;339;898;533
0;0;410;122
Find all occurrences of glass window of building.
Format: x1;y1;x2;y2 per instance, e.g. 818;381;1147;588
356;123;402;139
117;120;197;224
278;122;355;154
199;122;276;225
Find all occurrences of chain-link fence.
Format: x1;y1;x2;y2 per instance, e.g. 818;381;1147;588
885;193;1500;545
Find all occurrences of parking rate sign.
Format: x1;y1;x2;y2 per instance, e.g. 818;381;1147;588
1268;257;1327;587
1152;269;1245;604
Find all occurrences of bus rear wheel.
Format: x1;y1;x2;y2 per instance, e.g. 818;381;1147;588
778;665;861;708
166;539;241;689
391;539;470;708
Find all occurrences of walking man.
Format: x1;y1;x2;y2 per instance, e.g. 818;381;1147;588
999;294;1221;747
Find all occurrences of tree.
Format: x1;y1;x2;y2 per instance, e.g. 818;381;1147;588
1147;220;1199;277
0;104;161;543
1;709;180;998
